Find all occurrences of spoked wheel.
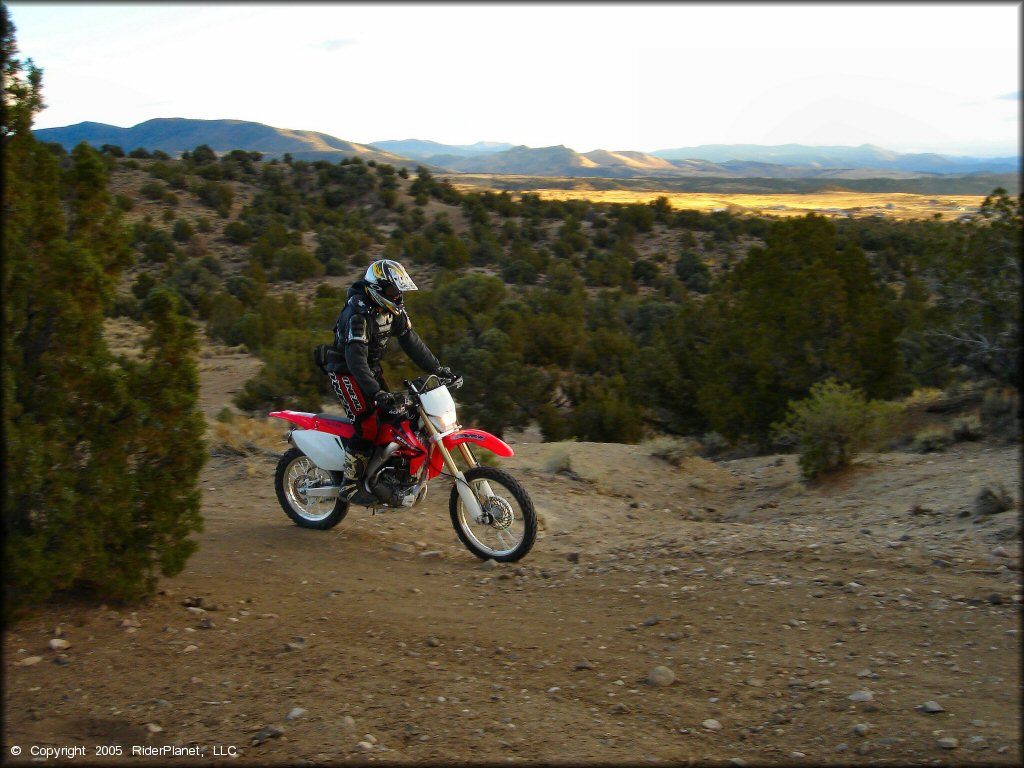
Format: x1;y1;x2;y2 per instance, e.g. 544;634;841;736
449;466;537;562
274;446;348;529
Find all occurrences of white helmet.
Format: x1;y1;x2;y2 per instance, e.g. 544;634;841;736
364;259;418;315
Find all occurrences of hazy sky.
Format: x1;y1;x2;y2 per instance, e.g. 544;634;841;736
7;2;1021;156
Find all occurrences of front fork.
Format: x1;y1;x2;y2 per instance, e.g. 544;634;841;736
418;407;494;520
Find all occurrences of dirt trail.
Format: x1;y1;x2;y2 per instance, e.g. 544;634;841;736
4;348;1021;765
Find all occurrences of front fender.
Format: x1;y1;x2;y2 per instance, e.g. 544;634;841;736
442;429;514;458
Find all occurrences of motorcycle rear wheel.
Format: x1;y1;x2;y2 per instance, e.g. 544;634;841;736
275;446;349;529
449;466;537;562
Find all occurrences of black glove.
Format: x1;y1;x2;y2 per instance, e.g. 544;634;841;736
374;390;397;412
435;367;463;388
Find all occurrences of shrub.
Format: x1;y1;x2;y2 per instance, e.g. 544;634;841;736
233;329;330;412
675;250;711;293
274;245;324;282
951;414;984;442
536;403;572;442
699;432;729;457
211;416;282;456
542;443;575;474
197;181;234;217
223;220;253;244
644;436;699;466
140;180;165;200
632;258;660;285
172;219;194;242
980;388;1019;441
773;379;901;479
911;427;953;453
141;228;177;262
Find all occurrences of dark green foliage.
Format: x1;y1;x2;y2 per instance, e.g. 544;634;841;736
140;180;165;200
140;227;177;263
163;257;223;312
442;328;551;438
674;250;710;293
234;329;332;411
274;245;324;282
3;18;204;618
773;379;901;479
190;144;217;165
196;180;234;217
916;190;1021;386
195;163;223;180
632;258;660;285
568;375;645;443
223;220;253;244
698;215;905;444
172;218;194;243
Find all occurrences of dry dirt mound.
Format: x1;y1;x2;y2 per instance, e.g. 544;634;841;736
4;347;1020;765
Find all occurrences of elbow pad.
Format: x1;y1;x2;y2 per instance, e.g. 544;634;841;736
347;315;369;344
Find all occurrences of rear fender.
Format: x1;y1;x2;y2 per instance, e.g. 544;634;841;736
269;410;355;439
269;410;316;429
269;411;351;472
442;429;514;458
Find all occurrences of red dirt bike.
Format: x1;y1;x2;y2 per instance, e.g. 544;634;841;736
268;373;537;562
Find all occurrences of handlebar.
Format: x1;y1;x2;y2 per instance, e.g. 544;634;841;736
404;373;464;393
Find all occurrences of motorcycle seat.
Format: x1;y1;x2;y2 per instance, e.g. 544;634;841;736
315;413;353;426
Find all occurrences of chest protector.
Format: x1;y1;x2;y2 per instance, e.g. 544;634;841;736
335;293;409;368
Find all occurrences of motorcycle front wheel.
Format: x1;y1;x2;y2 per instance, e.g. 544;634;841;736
449;466;537;562
275;446;349;529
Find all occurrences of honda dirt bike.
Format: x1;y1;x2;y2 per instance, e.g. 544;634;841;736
268;373;537;562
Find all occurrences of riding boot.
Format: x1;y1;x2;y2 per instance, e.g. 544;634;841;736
339;445;377;506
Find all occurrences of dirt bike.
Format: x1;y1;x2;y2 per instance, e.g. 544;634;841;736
268;373;537;562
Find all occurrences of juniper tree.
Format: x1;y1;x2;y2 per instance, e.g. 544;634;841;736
3;9;205;617
697;214;905;445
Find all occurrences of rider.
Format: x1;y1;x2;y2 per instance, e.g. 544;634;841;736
329;259;457;504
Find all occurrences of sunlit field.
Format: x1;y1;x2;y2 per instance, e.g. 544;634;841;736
452;185;988;221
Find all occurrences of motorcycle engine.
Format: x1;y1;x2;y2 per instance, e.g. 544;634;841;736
370;461;423;508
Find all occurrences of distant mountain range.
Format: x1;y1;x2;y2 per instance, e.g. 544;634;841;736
33;118;411;165
650;143;1020;175
34;118;1019;179
369;138;515;158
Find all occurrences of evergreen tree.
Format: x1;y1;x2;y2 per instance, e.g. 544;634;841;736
3;10;205;616
920;189;1021;386
698;215;905;444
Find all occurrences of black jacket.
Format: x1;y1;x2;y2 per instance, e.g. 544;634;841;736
333;280;440;399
